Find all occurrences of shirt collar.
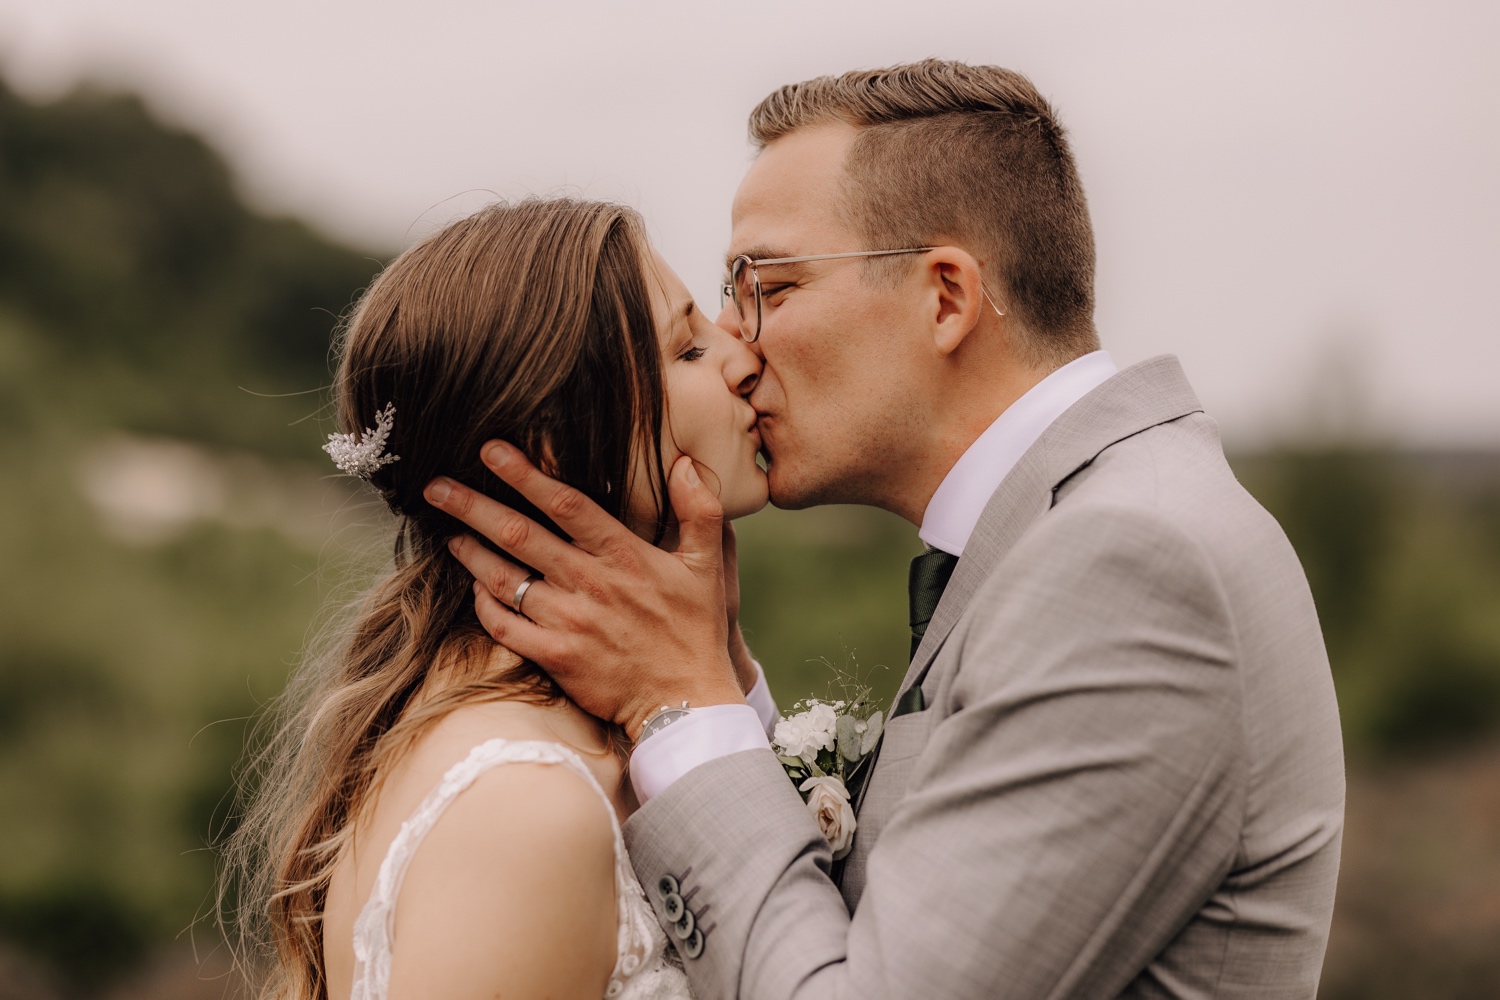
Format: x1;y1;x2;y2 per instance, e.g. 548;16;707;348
919;350;1119;557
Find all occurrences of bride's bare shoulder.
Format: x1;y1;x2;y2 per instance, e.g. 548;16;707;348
377;700;621;998
375;695;619;851
389;687;592;774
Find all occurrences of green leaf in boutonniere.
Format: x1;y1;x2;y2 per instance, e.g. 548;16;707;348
860;710;883;755
837;714;862;762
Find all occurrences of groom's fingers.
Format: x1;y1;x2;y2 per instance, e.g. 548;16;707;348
447;535;549;617
722;519;739;569
424;475;581;581
669;456;725;574
479;441;626;558
472;580;557;663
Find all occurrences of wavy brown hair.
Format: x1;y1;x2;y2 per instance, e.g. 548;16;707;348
220;199;669;999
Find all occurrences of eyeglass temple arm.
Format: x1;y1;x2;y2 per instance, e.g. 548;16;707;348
748;247;935;266
741;248;1005;317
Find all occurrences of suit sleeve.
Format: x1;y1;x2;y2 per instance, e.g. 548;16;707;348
623;504;1246;1000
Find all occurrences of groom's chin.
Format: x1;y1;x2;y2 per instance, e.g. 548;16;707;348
763;450;845;510
766;467;823;511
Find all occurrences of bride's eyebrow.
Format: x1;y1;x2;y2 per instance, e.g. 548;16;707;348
665;300;696;352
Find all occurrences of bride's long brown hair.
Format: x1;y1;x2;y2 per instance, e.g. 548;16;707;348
220;199;670;999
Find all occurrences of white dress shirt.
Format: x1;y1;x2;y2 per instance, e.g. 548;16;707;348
919;350;1118;555
628;351;1120;801
629;662;781;802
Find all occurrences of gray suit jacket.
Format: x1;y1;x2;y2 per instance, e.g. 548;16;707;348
624;356;1345;999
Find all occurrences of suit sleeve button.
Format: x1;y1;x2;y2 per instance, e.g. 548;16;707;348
671;906;695;940
661;891;685;922
656;875;679;899
682;926;705;959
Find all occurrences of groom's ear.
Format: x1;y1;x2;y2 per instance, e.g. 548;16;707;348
924;247;994;357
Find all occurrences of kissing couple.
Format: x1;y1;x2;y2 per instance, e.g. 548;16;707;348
227;60;1345;1000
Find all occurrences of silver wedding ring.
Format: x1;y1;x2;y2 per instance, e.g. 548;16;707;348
512;575;537;616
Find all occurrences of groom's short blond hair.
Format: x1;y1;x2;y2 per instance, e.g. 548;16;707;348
749;60;1100;367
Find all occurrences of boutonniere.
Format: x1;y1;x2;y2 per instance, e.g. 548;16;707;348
772;659;885;860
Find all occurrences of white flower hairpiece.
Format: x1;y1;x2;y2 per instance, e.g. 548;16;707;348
323;402;401;480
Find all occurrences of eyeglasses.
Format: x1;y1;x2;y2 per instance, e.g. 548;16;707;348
720;247;934;344
719;247;1004;343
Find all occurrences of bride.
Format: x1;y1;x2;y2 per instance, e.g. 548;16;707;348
223;199;771;1000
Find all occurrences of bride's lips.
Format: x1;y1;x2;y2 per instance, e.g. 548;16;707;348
751;412;773;450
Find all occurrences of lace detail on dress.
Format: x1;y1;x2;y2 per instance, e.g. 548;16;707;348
349;738;690;1000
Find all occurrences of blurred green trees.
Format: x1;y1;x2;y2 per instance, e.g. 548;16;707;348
0;74;381;456
0;76;384;994
1236;450;1500;759
1;76;1498;997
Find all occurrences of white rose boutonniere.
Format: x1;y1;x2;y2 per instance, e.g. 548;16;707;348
800;776;857;859
772;657;886;861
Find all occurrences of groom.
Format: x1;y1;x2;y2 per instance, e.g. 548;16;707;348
426;60;1344;997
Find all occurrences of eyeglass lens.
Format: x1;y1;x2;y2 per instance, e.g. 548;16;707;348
728;256;759;343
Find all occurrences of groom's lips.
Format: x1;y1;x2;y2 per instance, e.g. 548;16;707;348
749;412;771;462
751;415;770;445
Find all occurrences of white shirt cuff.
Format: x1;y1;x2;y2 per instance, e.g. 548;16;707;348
629;703;771;803
745;660;780;737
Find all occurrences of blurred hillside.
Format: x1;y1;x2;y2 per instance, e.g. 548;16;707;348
0;75;386;996
1;78;1497;998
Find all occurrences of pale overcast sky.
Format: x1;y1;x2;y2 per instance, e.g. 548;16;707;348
2;0;1496;447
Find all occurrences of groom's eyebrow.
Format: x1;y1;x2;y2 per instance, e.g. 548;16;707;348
724;245;794;271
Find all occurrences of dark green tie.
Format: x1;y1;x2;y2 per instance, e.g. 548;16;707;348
909;546;960;660
848;546;960;820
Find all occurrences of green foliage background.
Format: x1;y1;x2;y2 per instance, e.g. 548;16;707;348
1;79;1497;996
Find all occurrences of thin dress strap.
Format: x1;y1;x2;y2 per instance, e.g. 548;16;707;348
349;738;648;1000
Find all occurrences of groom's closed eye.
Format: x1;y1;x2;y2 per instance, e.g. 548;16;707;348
760;282;796;305
755;271;801;306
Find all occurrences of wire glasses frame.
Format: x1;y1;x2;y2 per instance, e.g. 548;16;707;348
719;247;1003;343
720;248;930;344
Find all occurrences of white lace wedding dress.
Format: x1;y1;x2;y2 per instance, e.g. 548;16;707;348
349;738;692;1000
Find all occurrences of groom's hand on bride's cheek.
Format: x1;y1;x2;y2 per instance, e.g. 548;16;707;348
720;523;759;694
424;442;746;739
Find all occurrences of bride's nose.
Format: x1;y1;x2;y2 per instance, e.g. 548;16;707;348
724;335;761;398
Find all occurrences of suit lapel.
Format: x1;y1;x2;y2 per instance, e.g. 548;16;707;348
842;356;1204;901
893;354;1204;701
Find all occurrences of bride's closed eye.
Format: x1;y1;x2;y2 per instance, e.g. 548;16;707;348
678;345;707;362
